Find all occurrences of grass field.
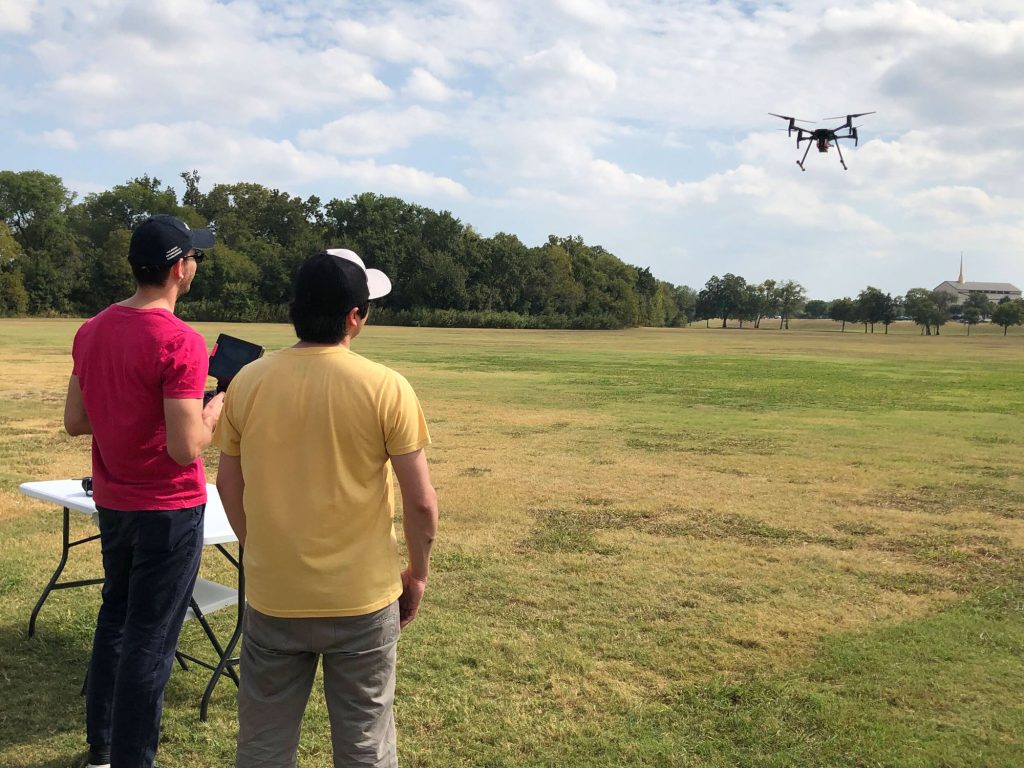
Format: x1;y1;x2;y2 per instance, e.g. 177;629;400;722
1;317;1023;767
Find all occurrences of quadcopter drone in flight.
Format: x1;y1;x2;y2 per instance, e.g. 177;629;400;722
769;112;875;171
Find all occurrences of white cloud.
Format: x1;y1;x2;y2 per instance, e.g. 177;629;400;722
331;17;454;75
297;107;449;156
30;0;391;125
37;128;78;150
550;0;624;29
97;122;467;200
901;186;1022;225
403;68;465;103
0;0;35;33
503;41;617;110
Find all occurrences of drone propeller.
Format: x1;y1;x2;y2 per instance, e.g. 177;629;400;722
768;113;814;123
823;111;876;121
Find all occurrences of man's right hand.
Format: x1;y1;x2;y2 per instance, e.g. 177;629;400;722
398;567;427;628
203;391;225;431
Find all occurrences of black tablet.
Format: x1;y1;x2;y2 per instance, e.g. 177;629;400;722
208;334;264;391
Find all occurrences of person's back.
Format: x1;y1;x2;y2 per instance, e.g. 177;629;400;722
221;345;427;616
216;249;438;768
74;304;208;510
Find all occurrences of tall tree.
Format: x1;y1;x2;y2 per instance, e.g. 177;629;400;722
929;290;953;335
856;286;888;333
828;297;857;332
992;300;1024;336
0;221;28;316
803;299;829;319
776;280;806;329
699;273;747;328
904;288;937;335
881;294;901;334
963;291;993;321
962;305;981;335
0;170;77;253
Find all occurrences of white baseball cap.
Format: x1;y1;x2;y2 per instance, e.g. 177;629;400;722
326;248;392;300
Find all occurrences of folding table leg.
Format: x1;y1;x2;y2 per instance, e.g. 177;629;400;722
200;549;245;722
29;507;72;637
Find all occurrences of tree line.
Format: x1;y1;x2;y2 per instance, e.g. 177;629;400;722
2;169;1021;334
803;287;1024;336
0;170;696;329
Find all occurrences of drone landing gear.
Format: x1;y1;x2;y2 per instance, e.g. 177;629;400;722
797;140;812;171
835;141;848;170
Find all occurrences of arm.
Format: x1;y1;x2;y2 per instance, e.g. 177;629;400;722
63;375;92;436
164;392;224;466
216;452;246;547
391;448;438;628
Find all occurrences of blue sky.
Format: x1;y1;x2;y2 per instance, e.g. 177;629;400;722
2;0;1022;299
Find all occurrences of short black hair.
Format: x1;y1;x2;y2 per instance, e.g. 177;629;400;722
131;263;173;287
290;253;370;343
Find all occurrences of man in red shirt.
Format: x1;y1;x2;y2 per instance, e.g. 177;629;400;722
63;214;225;768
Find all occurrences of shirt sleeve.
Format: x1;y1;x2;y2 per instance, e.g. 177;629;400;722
214;386;242;456
380;372;431;457
161;330;208;399
71;324;84;377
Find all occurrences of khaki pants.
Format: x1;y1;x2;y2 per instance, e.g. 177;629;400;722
236;603;400;768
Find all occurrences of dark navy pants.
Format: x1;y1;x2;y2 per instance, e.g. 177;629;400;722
86;505;204;768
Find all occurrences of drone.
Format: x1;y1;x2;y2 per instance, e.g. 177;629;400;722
769;112;875;171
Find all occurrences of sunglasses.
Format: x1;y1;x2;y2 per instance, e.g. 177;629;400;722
185;250;206;264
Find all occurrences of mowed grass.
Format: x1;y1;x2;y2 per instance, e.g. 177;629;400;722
1;317;1023;767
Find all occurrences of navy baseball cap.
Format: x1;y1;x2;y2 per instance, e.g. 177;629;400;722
128;214;215;269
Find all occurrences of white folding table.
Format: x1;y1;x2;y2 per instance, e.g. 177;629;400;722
18;479;244;721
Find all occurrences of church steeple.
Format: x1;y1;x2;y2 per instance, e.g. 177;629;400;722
957;252;965;284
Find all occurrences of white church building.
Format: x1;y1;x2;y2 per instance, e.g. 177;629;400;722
933;258;1021;307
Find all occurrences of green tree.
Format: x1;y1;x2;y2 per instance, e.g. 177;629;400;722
738;283;761;328
83;228;135;313
0;223;28;315
0;170;77;253
776;279;806;329
828;297;856;332
881;294;901;334
634;266;659;326
991;300;1024;336
856;286;889;333
803;299;829;319
751;279;777;329
929;290;952;335
962;291;993;321
76;175;179;249
669;285;697;326
699;273;748;328
904;288;936;335
180;169;204;209
962;305;981;335
0;267;28;316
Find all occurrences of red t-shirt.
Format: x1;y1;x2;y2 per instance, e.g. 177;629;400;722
72;304;209;511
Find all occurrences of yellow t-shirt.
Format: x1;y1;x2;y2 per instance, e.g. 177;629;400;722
214;345;430;617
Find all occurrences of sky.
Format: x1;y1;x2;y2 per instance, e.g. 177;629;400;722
1;0;1022;299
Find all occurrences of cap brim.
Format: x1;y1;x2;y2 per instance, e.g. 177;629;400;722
366;269;391;300
191;229;215;249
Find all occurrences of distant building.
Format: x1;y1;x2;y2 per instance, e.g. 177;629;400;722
933;256;1021;307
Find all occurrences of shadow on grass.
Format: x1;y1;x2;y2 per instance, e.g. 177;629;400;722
0;622;92;760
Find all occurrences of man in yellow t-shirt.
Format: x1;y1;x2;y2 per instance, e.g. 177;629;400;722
215;249;438;768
